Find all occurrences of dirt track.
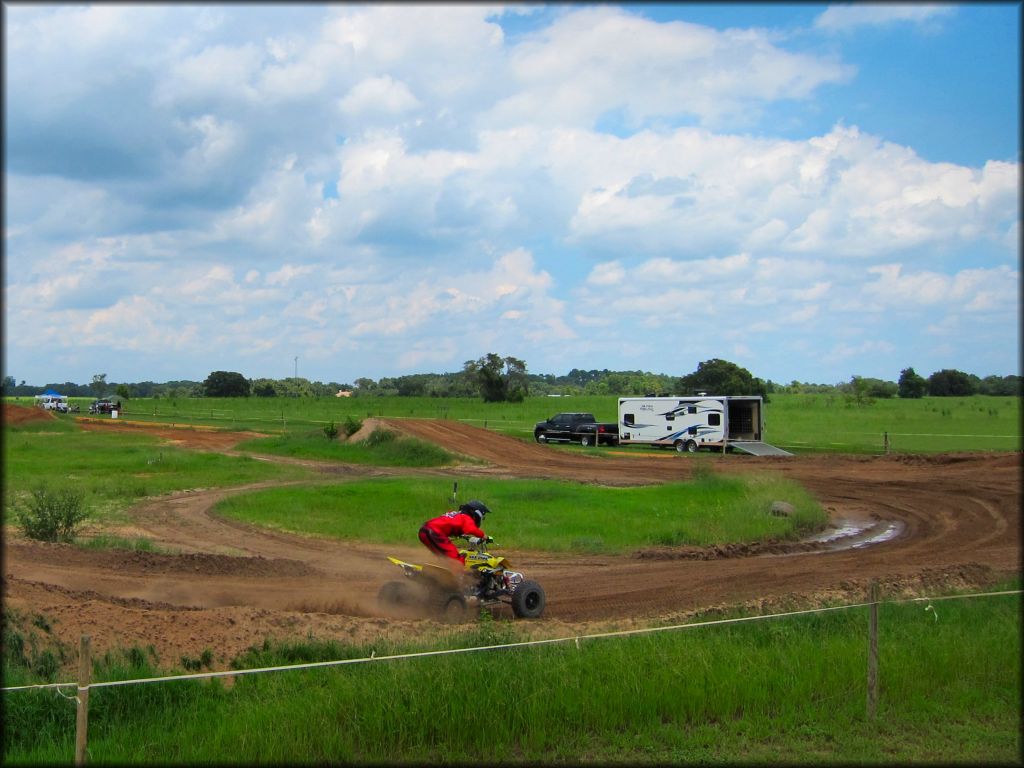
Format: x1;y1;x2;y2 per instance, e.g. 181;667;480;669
4;411;1021;671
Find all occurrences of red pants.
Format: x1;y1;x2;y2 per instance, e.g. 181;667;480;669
419;525;464;563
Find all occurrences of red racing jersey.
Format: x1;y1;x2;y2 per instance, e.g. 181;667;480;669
422;510;485;539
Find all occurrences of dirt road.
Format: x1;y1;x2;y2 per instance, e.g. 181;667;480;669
4;411;1020;671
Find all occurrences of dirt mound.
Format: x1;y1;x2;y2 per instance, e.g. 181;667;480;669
346;417;386;442
3;403;56;425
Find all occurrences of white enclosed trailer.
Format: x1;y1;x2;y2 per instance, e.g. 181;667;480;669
617;395;791;455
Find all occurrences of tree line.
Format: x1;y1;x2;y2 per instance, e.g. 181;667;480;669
3;357;1019;402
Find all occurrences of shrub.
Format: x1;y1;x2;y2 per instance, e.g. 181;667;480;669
323;421;339;441
342;415;363;437
16;486;89;542
364;428;396;447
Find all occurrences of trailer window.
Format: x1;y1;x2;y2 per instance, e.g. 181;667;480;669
623;413;635;426
708;413;721;426
687;406;697;414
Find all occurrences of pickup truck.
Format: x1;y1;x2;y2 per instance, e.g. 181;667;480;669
534;412;619;447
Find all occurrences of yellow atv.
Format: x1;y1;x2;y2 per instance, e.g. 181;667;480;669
378;536;546;622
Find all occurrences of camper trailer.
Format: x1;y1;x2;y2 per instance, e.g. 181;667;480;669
617;395;790;455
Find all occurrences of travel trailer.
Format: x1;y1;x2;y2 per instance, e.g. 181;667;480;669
616;395;790;456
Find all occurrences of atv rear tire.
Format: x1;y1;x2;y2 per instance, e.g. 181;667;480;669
439;593;468;623
377;580;414;609
511;580;546;619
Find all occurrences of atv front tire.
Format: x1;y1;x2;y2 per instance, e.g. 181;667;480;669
511;580;546;619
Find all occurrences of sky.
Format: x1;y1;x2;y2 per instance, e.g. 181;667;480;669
3;3;1020;388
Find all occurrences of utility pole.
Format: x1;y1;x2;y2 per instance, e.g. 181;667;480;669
294;356;298;380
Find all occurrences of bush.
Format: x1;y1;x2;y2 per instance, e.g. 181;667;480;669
364;428;396;447
342;415;363;437
16;486;89;542
323;421;339;441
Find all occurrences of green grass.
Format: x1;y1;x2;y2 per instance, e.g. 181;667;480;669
213;473;826;552
2;427;314;526
763;393;1021;454
3;585;1019;764
235;426;460;467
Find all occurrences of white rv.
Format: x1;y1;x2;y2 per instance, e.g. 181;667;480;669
617;395;790;455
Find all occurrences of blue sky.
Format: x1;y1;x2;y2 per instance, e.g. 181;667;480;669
3;3;1020;387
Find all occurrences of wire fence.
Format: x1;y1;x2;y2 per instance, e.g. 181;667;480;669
3;586;1020;765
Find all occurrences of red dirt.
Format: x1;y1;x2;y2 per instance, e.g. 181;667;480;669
3;410;1020;673
3;403;57;425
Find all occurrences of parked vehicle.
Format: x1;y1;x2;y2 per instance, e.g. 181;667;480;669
617;395;790;455
534;412;619;446
378;536;546;622
89;399;116;415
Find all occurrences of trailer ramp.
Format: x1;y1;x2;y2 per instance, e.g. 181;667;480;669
729;441;793;457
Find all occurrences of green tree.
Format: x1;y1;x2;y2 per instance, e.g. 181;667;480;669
115;383;131;400
91;373;107;396
676;359;768;398
202;371;250;397
463;354;529;402
898;367;928;398
2;375;15;395
927;369;975;397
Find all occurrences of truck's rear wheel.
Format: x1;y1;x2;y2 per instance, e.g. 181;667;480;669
579;434;592;447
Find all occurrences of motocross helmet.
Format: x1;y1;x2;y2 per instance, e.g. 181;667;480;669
459;500;490;526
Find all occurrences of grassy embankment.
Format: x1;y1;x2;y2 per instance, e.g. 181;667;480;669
4;585;1020;764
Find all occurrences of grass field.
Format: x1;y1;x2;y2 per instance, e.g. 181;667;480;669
8;392;1017;453
213;473;827;553
3;585;1019;764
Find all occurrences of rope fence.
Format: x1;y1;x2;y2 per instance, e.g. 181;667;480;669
3;586;1019;764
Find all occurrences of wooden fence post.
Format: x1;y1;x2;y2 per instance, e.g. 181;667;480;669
867;581;879;719
75;635;92;766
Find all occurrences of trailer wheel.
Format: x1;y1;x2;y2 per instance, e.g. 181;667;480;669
579;434;592;447
675;439;698;453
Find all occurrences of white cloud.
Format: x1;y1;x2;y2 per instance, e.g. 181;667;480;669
3;4;1019;386
815;5;956;33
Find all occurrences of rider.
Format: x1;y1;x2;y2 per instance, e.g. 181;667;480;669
419;500;491;567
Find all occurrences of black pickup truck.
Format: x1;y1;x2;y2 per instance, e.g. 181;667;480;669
534;412;619;447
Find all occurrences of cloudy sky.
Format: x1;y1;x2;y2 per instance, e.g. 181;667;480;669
4;3;1019;388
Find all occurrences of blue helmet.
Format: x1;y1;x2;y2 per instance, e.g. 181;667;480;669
459;500;490;526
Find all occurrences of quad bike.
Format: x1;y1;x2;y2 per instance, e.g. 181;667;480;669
377;536;546;622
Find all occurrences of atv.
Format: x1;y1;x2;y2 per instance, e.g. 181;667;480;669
377;536;546;622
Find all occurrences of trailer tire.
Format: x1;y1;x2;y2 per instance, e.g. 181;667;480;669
675;439;698;454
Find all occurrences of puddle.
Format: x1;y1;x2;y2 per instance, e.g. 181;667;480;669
803;518;905;553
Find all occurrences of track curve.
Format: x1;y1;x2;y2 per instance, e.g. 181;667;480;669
4;415;1019;670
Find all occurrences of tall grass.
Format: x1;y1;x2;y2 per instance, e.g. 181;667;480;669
4;587;1019;764
213;474;826;552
